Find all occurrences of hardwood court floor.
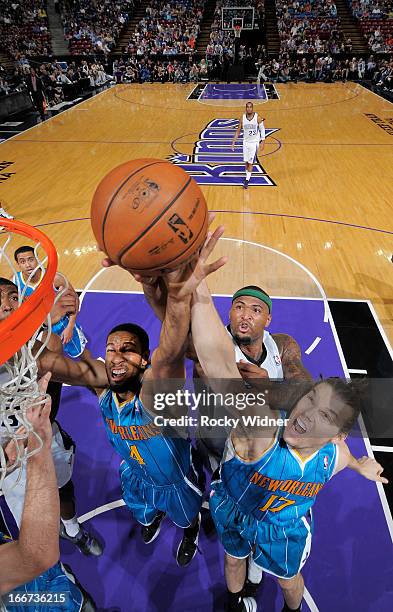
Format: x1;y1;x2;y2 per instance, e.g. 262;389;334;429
1;82;392;343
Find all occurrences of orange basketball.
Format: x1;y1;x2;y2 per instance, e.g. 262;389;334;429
90;159;208;274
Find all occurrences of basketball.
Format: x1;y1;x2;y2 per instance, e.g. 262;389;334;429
90;159;208;274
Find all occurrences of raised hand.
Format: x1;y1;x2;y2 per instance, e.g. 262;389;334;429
357;456;388;484
25;372;53;453
164;224;227;299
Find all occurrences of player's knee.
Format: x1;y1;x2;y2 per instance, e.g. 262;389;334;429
225;553;246;571
278;573;302;593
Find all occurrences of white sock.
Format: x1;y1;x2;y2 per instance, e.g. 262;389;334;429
61;515;80;537
248;555;263;584
246;171;252;181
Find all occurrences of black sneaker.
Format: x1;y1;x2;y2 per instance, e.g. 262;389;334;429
176;513;201;567
243;179;249;190
62;563;97;611
227;596;257;612
60;523;103;557
141;511;165;544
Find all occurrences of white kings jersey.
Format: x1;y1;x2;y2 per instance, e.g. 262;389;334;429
242;112;262;143
227;327;284;379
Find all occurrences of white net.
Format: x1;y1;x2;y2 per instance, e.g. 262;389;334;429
0;228;65;488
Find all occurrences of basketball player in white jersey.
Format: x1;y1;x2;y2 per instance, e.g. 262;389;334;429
231;102;265;189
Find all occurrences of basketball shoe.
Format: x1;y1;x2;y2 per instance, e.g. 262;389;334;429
141;511;165;544
243;179;249;190
176;512;201;567
60;523;103;556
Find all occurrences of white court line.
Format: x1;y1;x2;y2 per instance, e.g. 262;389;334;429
305;337;321;355
327;306;393;543
221;237;330;323
347;368;368;374
372;446;393;453
78;497;320;610
79;498;125;524
303;589;319;612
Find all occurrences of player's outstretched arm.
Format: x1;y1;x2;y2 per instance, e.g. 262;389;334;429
37;346;108;391
334;441;388;483
192;279;239;380
0;374;60;595
148;280;191;381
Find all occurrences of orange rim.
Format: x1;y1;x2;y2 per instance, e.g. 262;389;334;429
0;219;57;365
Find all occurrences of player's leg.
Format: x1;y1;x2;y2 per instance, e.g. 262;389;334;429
209;484;256;611
172;445;205;567
59;479;103;556
242;144;256;189
242;553;264;598
120;461;165;544
277;573;304;612
51;422;103;556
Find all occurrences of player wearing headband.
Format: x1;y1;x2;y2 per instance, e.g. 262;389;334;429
170;246;387;612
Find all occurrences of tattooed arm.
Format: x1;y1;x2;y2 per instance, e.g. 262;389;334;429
273;334;313;382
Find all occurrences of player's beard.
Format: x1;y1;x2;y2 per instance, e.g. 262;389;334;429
233;333;252;346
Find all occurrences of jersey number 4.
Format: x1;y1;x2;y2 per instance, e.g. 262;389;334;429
129;445;145;465
260;495;295;513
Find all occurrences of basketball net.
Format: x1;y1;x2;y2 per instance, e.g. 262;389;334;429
234;25;241;38
0;220;63;488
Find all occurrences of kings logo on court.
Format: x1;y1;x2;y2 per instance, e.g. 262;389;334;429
168;119;279;186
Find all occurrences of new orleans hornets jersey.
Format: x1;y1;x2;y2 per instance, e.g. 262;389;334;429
0;532;83;611
214;428;338;526
99;390;194;486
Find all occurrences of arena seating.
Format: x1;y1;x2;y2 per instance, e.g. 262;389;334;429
0;0;52;59
60;0;134;55
348;1;393;52
125;0;205;56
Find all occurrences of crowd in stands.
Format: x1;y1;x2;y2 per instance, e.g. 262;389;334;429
0;0;52;59
275;0;356;55
126;0;204;56
60;0;135;55
348;1;393;52
254;52;391;87
1;58;113;104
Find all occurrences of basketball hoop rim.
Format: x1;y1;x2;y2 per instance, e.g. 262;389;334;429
0;219;58;365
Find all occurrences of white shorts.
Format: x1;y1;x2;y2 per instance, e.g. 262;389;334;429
243;141;259;164
2;422;75;527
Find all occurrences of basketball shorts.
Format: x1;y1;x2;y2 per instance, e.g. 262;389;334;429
2;560;83;611
119;451;204;528
210;480;312;579
243;141;259;164
52;316;87;359
2;422;75;527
